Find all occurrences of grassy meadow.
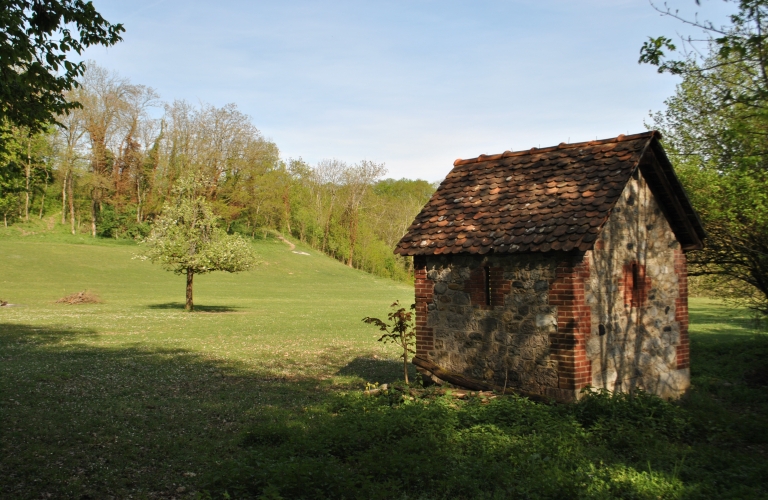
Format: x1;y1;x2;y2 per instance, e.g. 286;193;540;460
1;219;767;499
0;219;414;498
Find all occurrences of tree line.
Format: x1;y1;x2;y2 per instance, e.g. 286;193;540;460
0;63;435;282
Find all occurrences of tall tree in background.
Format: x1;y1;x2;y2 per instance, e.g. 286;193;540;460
0;131;24;226
138;173;259;311
641;0;768;314
315;159;346;253
0;0;123;152
0;56;431;284
342;160;387;267
56;88;87;233
79;65;134;236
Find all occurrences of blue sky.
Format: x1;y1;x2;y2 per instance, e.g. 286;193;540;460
82;0;735;181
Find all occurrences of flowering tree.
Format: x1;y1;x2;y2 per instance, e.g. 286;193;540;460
139;174;259;311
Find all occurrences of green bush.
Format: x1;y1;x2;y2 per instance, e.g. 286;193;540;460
97;205;150;239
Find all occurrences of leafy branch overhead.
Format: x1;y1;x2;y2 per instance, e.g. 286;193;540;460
642;0;768;314
0;0;124;145
639;0;768;110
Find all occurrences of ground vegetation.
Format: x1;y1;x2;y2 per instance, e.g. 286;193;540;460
0;235;765;499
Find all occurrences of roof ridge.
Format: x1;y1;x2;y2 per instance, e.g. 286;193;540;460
453;130;661;167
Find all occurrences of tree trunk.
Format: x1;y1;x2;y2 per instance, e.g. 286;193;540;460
38;189;45;219
403;341;409;384
185;268;194;311
322;198;334;252
69;173;76;235
283;185;291;235
38;169;48;219
25;136;31;221
136;177;142;223
90;191;97;237
347;209;358;267
62;170;68;225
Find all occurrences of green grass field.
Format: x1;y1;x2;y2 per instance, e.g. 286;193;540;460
0;222;415;498
1;220;767;499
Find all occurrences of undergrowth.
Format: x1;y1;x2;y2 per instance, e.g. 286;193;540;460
202;380;767;500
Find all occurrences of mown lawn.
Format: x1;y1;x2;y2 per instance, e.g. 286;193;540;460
0;224;413;498
1;222;767;499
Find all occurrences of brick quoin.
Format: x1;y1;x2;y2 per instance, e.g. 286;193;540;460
489;267;511;307
551;253;592;393
674;249;690;370
413;256;434;357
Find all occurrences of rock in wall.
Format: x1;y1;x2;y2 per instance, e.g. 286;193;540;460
422;253;563;396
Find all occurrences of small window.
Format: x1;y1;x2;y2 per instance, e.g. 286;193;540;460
632;262;640;291
623;261;648;307
484;266;491;306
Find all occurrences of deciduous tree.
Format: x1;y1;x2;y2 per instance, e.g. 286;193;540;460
138;173;259;311
642;0;768;314
0;0;124;151
342;160;387;267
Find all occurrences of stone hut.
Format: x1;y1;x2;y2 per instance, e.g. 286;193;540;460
394;131;704;401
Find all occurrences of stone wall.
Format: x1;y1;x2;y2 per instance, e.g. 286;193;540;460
586;169;690;399
413;168;691;401
418;252;574;399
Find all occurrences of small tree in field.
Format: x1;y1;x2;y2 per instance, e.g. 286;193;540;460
363;301;416;384
139;174;259;311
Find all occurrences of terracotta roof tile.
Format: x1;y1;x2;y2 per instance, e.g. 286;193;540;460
395;131;661;256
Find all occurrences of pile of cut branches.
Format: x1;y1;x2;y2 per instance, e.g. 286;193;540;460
56;290;101;305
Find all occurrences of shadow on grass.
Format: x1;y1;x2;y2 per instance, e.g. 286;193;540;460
146;302;241;313
0;322;315;499
0;322;100;343
334;355;418;384
2;323;767;500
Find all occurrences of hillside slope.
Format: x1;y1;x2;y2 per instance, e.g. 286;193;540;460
0;229;413;376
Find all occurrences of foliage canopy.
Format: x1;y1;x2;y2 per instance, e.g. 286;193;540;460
139;174;259;310
642;0;768;314
0;0;124;147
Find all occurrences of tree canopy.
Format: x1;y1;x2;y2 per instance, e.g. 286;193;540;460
0;0;124;149
139;173;259;311
642;0;768;314
1;62;434;284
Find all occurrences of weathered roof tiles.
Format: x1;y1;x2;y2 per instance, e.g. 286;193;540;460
395;131;704;256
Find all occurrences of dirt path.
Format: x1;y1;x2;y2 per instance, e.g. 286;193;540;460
276;234;295;251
